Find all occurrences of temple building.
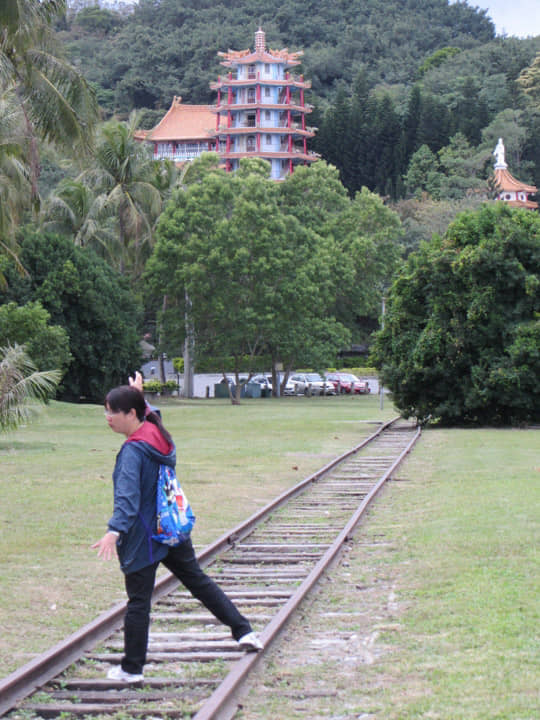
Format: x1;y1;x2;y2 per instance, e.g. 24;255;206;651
138;29;317;179
493;138;538;210
135;96;219;163
210;28;318;179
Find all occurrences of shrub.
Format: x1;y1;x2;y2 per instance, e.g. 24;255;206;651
371;204;540;425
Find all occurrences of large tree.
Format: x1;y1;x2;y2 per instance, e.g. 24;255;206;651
279;162;403;346
0;230;142;402
75;113;177;281
145;156;351;399
371;203;540;426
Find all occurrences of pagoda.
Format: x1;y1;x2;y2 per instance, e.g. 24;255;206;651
492;138;538;210
210;28;317;179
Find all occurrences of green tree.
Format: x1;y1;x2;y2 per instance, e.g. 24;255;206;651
452;77;489;145
0;0;98;198
333;186;403;334
146;156;351;400
394;195;485;255
404;144;441;198
517;51;540;111
280;162;403;347
437;133;487;200
40;178;106;248
371;203;540;426
77;113;177;281
0;343;60;431
0;87;33;281
0;230;142;402
0;300;71;375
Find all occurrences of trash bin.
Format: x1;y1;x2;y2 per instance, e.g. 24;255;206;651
214;383;230;398
245;382;262;398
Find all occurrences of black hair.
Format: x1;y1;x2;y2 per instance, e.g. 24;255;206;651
105;385;173;445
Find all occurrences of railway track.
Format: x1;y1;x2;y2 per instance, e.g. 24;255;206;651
1;416;420;720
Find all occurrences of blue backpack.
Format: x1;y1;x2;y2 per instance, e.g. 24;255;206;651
152;464;196;546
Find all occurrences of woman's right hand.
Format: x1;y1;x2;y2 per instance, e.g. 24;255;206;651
129;371;144;393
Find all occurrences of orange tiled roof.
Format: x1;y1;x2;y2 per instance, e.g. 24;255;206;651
143;97;219;142
218;48;302;67
494;167;537;194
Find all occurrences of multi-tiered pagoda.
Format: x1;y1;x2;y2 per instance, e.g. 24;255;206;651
210;28;317;179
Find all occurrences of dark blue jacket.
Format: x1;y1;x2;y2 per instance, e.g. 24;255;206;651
108;430;175;574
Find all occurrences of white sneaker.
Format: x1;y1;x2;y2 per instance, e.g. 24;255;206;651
107;665;144;682
238;631;264;651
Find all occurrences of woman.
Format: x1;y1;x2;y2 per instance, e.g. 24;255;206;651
92;375;262;683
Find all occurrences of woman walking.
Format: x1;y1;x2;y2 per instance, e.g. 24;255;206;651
92;376;262;682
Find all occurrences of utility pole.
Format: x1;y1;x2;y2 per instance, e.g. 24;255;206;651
380;293;385;411
183;290;194;398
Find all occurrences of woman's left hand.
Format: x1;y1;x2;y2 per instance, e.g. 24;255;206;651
91;532;118;560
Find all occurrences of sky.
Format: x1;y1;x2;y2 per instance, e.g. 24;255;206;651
460;0;540;38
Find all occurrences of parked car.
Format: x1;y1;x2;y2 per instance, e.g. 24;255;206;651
289;372;336;395
325;372;371;394
250;374;296;396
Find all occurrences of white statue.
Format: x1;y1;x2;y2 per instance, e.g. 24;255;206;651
493;138;507;168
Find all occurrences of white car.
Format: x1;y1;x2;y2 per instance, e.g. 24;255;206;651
250;374;296;396
289;372;336;395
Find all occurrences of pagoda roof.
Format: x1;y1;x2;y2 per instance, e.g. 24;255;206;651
139;97;221;142
218;48;302;67
494;167;537;194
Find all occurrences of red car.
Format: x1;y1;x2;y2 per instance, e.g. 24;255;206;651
325;372;370;394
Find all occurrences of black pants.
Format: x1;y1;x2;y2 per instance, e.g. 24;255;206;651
122;537;252;674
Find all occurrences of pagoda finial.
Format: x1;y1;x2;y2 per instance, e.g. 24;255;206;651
255;27;265;54
494;138;507;169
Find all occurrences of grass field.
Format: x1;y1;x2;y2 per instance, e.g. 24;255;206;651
1;397;538;719
0;394;393;676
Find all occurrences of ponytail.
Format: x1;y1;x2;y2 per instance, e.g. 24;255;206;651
145;407;173;446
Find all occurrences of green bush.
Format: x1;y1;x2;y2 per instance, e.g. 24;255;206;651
371;204;540;425
341;367;378;376
143;380;162;393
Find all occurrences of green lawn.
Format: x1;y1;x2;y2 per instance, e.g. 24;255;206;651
238;426;540;720
1;398;538;720
0;394;392;676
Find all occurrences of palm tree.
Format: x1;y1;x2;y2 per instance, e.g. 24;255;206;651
0;343;60;431
77;113;177;280
41;178;113;250
0;0;99;205
0;88;32;283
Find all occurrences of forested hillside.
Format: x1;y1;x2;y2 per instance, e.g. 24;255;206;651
60;0;540;205
62;0;496;111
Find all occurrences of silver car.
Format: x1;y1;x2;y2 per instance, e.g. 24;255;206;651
289;372;336;395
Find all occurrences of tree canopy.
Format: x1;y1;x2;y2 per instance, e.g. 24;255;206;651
145;157;347;392
371;203;540;426
61;0;495;112
0;230;142;402
145;156;402;395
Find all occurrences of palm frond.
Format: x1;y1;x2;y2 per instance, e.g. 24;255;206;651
0;343;60;432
